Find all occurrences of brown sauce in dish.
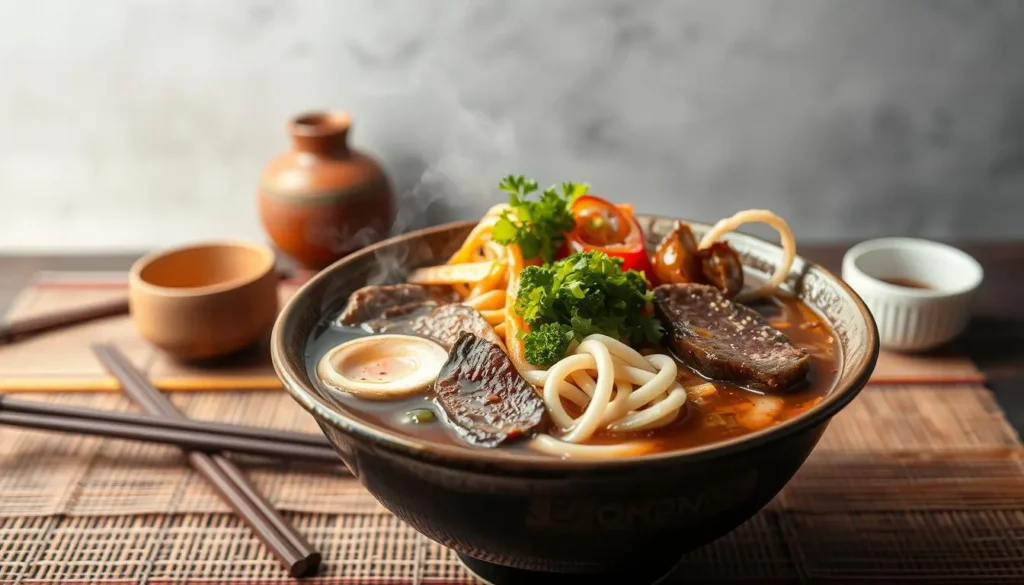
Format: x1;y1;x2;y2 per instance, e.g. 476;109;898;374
305;284;840;459
880;277;931;290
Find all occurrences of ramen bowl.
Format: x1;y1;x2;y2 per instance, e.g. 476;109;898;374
271;217;878;582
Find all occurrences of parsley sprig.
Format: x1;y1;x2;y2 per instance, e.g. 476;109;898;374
492;175;588;263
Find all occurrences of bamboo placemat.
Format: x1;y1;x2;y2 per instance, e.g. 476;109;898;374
1;277;1022;583
0;275;986;393
1;384;1021;583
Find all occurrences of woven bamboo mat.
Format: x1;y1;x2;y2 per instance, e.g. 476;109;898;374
1;279;1023;583
1;385;1022;583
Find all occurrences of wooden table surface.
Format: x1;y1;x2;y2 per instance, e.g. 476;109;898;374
1;244;1022;433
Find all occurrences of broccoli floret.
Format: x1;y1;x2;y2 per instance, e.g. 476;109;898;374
522;323;573;367
514;251;663;367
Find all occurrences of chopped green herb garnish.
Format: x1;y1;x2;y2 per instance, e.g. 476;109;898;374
516;251;663;366
492;175;588;263
402;408;436;424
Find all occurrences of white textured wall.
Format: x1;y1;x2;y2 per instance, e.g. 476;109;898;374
1;0;1023;252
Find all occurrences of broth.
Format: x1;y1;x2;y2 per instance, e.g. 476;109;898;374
880;277;932;290
305;285;840;459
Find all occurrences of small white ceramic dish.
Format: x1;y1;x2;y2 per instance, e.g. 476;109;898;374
842;238;983;352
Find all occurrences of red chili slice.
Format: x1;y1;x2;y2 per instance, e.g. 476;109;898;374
564;195;655;283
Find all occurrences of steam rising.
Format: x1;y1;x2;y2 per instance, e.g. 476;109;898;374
319;80;519;311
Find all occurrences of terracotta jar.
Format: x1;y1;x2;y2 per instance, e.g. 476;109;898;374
259;111;394;270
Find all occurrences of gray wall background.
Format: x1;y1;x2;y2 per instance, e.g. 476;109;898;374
1;0;1022;252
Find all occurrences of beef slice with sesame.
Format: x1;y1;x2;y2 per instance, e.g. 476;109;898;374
652;283;810;392
432;331;546;447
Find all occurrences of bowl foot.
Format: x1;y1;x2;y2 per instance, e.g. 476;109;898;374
458;553;680;585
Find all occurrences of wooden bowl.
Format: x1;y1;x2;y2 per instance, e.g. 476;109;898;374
129;241;279;360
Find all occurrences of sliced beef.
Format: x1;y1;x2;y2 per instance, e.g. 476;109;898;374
373;304;502;350
337;284;459;326
375;302;435;322
653;283;810;392
433;331;546;447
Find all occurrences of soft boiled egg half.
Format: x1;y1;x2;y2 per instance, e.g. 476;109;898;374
316;334;448;400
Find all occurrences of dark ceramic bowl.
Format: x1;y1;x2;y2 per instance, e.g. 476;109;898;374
271;216;878;582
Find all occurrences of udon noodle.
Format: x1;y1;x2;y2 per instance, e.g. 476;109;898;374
698;209;796;302
524;334;689;458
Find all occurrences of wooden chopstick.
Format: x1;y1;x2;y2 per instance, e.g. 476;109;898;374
0;396;340;464
92;344;321;577
0;297;129;345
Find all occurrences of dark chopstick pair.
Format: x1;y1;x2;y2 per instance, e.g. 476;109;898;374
0;396;339;464
0;271;319;575
89;344;324;578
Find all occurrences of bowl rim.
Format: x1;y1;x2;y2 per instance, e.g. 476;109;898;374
130;239;277;298
841;237;985;299
271;218;879;472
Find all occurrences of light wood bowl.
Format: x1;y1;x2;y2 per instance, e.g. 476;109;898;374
129;241;279;360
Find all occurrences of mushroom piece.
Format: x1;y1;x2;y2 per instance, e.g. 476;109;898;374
652;221;704;285
699;242;745;298
651;221;745;298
